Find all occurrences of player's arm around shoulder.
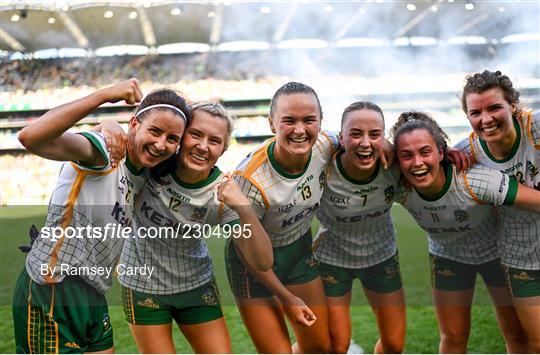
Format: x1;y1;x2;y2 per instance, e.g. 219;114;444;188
217;174;273;271
465;165;540;214
18;78;141;166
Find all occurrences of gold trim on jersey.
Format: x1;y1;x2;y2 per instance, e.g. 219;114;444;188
468;132;479;164
522;110;540;150
45;164;117;283
461;172;485;205
44;170;87;283
233;140;274;209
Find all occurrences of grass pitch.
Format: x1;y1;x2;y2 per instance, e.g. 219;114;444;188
1;205;506;353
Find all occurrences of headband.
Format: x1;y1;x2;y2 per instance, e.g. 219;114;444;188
135;104;187;122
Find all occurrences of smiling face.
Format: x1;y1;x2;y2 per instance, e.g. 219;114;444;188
178;109;228;180
396;128;445;196
269;93;321;161
465;87;516;145
340;108;384;175
128;109;185;169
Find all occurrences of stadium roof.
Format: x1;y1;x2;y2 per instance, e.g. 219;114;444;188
1;0;539;56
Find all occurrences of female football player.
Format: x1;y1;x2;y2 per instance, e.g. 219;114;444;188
225;82;341;353
118;102;273;353
314;101;406;353
456;70;540;353
12;79;189;353
393;111;539;353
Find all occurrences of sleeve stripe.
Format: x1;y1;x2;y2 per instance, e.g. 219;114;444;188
78;132;110;170
233;172;270;210
502;176;518;205
468;132;478;164
243;140;273;177
461;173;486;205
70;162;115;176
45;171;88;283
524;110;540;150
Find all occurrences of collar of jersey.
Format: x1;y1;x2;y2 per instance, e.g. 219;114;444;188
478;117;520;163
171;166;221;189
336;149;380;185
415;163;452;202
267;140;312;179
125;155;144;176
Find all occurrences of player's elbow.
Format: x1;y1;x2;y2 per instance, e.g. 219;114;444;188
17;128;38;152
254;253;273;271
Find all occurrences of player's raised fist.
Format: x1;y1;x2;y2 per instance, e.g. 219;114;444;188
99;78;143;105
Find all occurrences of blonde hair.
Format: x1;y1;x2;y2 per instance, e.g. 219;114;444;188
190;102;234;150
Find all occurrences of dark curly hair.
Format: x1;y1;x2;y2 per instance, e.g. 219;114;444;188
461;70;521;116
391;111;449;162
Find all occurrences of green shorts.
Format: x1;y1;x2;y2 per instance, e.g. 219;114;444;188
225;229;319;299
430;254;507;291
13;269;113;354
504;267;540;298
319;253;403;297
121;280;223;325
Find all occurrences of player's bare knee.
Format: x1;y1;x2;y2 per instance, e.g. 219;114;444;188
381;337;405;354
440;331;468;351
331;340;350;354
503;328;528;347
302;339;332;354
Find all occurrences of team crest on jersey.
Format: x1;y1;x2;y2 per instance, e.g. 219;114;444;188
384;186;395;204
318;171;326;190
454;209;470;223
190;207;208;222
102;313;111;332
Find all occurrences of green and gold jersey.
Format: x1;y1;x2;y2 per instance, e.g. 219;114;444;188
26;132;145;294
119;167;238;294
397;164;518;265
315;151;401;268
233;132;338;247
455;111;540;269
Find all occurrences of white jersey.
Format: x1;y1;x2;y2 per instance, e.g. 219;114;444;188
455;111;540;269
26;132;145;294
233;132;338;247
119;167;238;294
315;151;401;268
397;164;518;265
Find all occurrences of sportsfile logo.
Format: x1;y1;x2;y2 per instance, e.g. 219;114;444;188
39;223;253;241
